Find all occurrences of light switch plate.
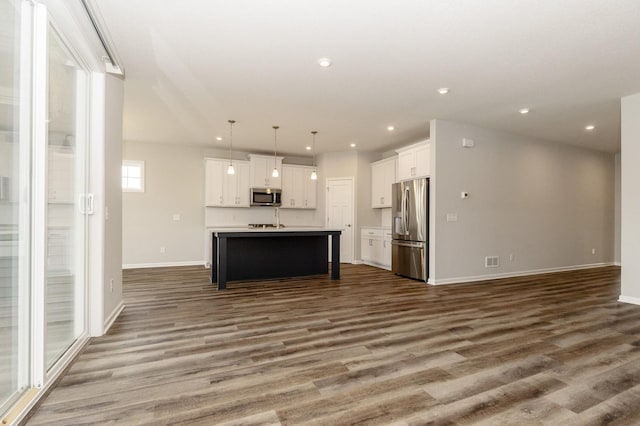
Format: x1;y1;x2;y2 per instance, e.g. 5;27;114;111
446;213;458;222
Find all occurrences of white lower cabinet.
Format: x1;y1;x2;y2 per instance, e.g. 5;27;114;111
361;227;391;270
383;230;392;268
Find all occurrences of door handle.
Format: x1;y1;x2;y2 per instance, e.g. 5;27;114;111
346;224;352;227
86;193;95;215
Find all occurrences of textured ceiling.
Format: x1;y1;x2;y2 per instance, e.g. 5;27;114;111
93;0;640;156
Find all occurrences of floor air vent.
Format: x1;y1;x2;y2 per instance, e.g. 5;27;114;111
485;256;499;268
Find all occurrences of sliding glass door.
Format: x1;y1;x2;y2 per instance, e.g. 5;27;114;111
0;0;93;415
45;25;88;369
0;0;31;412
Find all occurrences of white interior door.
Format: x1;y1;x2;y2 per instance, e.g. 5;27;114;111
326;178;354;263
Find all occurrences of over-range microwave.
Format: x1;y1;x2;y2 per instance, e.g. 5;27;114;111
250;188;281;206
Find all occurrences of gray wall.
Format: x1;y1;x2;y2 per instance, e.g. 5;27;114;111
431;119;615;283
123;142;325;266
103;74;124;320
621;93;640;302
316;150;381;261
615;153;621;265
121;144;384;266
123;142;208;266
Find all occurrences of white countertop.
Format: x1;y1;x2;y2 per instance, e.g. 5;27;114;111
207;226;341;233
360;226;392;230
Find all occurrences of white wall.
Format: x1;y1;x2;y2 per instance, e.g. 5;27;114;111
103;74;124;321
620;93;640;303
431;119;615;284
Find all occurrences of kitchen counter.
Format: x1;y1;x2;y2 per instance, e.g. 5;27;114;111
210;228;342;290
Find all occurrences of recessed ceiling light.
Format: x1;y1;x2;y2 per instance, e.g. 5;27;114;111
350;143;356;148
437;88;450;95
518;108;530;114
387;125;395;131
318;57;332;67
585;125;595;131
305;146;311;150
216;136;223;141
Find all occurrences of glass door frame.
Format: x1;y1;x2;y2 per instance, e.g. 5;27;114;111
30;0;93;388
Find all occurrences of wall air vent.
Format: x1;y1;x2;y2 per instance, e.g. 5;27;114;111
485;256;499;268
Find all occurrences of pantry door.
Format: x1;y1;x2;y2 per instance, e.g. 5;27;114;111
326;178;354;263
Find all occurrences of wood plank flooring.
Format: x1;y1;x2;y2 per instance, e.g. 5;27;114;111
25;264;640;425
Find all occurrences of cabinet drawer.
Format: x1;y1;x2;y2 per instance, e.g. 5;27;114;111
361;228;383;238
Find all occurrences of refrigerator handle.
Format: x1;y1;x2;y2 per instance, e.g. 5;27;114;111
404;187;410;235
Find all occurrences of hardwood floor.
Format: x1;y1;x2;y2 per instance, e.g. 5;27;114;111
26;264;640;425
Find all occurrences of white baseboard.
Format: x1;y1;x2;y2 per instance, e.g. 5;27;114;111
122;260;205;269
103;300;125;334
614;261;622;266
619;295;640;306
352;259;364;265
432;262;614;285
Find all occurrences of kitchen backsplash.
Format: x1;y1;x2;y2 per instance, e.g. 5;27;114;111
205;207;322;228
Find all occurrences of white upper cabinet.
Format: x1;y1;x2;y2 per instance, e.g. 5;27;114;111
371;156;397;208
281;164;317;209
396;140;430;181
249;154;284;189
204;158;250;207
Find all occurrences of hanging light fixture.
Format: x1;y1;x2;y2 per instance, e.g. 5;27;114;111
226;120;236;175
310;131;318;181
272;125;280;178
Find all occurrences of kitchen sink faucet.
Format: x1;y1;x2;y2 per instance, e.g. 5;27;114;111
274;206;280;228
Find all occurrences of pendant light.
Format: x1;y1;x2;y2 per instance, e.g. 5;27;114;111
310;131;318;180
226;120;236;175
271;125;280;178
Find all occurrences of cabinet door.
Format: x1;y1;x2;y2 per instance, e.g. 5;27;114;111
361;237;372;262
397;150;415;181
250;156;269;188
205;160;225;206
235;162;250;207
381;159;396;207
371;162;384;208
269;157;283;189
303;168;317;209
382;235;392;268
281;165;299;208
414;144;430;177
371;238;384;264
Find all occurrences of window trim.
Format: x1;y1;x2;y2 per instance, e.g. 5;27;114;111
122;160;145;193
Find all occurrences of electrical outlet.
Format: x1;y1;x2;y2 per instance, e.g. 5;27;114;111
109;279;114;292
173;214;181;221
592;248;596;255
105;206;109;220
509;253;514;262
160;246;166;253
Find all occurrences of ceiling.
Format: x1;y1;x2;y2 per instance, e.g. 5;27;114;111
93;0;640;156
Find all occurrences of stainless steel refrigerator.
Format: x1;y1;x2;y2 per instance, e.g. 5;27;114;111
391;178;429;281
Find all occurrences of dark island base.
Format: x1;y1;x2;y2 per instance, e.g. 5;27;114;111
211;230;341;290
226;236;327;281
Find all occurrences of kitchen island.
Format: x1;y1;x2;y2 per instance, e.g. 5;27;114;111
210;228;341;290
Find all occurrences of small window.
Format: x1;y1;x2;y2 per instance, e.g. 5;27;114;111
122;160;145;192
